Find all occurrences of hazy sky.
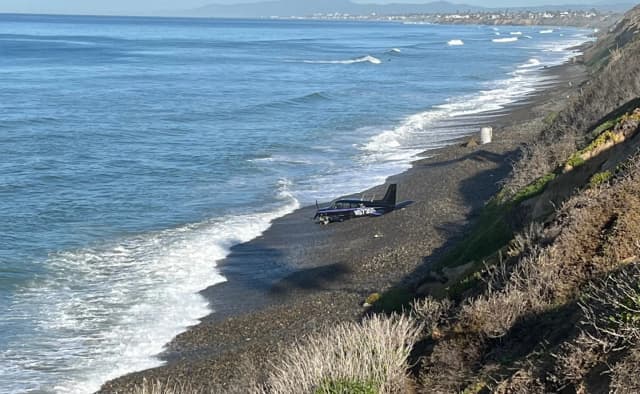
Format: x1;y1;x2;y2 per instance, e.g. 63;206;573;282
0;0;603;15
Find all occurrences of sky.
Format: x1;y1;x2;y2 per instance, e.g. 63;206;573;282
0;0;605;16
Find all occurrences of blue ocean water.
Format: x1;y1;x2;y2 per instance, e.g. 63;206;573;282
0;14;591;393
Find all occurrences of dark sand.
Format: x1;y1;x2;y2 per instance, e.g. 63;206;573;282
100;63;586;393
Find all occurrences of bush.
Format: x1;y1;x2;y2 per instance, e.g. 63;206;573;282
510;173;557;204
460;249;558;338
314;378;378;394
263;314;422;394
419;336;485;393
412;297;453;336
610;346;640;394
579;263;640;349
553;333;603;387
589;170;613;187
126;379;212;394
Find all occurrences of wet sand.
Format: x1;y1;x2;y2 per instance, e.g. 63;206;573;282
100;62;586;392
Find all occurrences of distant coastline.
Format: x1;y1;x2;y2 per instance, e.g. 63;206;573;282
276;10;618;29
0;10;619;30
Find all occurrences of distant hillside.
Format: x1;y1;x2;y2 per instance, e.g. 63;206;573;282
507;2;636;13
189;0;483;18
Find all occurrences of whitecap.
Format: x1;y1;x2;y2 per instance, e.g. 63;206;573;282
540;29;554;34
492;37;518;43
518;58;541;68
303;55;382;65
447;39;464;46
510;32;523;36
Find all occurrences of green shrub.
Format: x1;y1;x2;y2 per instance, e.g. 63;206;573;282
591;119;616;136
434;201;513;274
589;171;613;187
565;153;586;168
365;293;381;306
315;378;379;394
374;288;414;314
585;130;618;152
543;111;558;126
511;173;557;204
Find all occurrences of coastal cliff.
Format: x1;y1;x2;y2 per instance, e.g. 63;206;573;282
102;5;640;394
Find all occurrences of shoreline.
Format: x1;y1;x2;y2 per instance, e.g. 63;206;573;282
100;59;587;392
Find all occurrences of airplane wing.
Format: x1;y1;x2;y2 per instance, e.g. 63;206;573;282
394;200;414;210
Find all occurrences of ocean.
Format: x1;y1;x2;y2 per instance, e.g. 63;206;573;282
0;14;591;393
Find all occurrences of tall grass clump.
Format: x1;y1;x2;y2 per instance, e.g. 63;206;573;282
263;314;422;394
610;345;640;393
460;248;559;338
127;379;210;394
580;263;640;349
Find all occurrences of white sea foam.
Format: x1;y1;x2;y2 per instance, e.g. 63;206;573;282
358;50;567;167
447;39;464;46
388;48;402;53
540;29;554;34
492;37;518;43
2;184;299;393
357;31;594;171
510;32;523;36
519;58;542;68
249;155;313;165
303;55;382;65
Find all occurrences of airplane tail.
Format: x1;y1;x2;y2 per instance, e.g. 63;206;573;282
380;184;397;206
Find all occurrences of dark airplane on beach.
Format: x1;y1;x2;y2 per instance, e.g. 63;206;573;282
314;184;413;224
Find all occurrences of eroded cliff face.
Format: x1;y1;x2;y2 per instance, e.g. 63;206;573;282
408;6;640;393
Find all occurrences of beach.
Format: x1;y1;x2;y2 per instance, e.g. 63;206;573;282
99;61;587;392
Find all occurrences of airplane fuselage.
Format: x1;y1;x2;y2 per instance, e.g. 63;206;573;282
313;184;411;224
314;199;392;224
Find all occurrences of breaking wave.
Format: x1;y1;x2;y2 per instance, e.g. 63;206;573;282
303;55;382;65
493;37;519;43
519;58;542;68
447;39;464;46
2;183;299;393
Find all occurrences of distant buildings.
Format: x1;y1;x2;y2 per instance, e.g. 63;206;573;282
285;9;616;28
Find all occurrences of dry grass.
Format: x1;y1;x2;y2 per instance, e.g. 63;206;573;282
125;379;211;394
610;345;640;394
580;263;640;350
506;222;544;258
459;247;558;338
493;369;546;394
262;314;422;394
503;25;640;197
411;296;452;336
505;134;575;198
124;378;261;394
553;333;604;388
418;336;485;394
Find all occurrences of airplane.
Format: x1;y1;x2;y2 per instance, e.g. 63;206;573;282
313;184;413;224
